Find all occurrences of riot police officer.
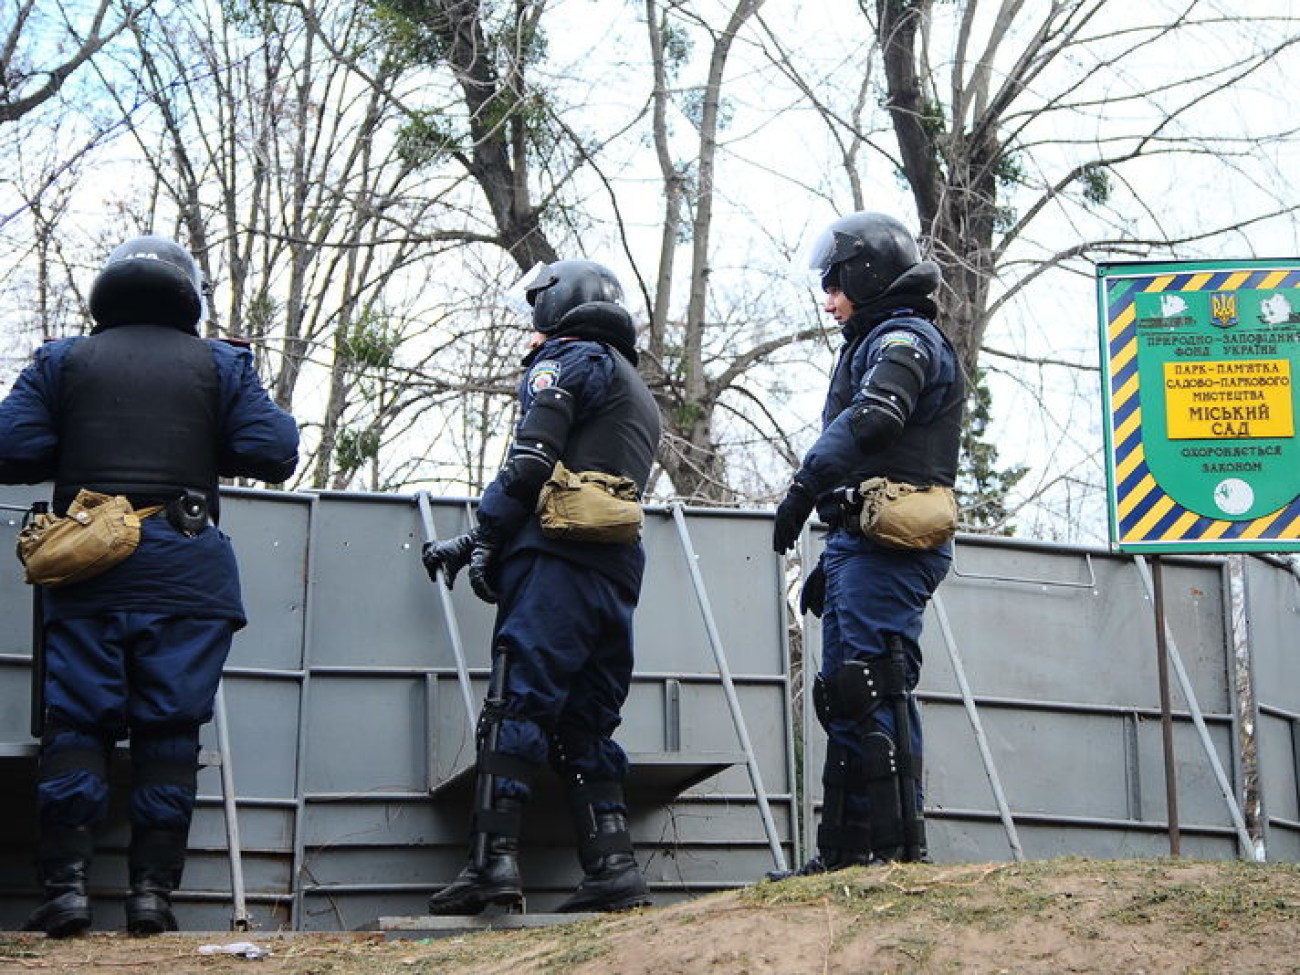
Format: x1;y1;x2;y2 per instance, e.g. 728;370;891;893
0;235;299;935
422;259;661;915
770;212;964;874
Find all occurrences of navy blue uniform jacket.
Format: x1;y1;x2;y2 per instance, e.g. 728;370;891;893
476;335;660;599
0;336;298;625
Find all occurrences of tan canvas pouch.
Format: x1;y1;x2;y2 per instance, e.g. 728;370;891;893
537;461;644;544
17;489;161;587
857;476;958;550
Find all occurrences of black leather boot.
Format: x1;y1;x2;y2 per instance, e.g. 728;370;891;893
768;739;886;881
23;824;94;938
766;808;873;882
765;842;873;881
869;813;932;865
124;828;187;935
427;798;524;916
557;808;650;913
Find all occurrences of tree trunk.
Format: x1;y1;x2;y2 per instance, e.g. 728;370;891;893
428;0;557;271
878;0;998;380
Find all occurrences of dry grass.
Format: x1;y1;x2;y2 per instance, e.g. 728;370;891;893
4;857;1300;975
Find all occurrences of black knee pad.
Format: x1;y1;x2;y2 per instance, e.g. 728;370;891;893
813;656;905;731
38;723;112;785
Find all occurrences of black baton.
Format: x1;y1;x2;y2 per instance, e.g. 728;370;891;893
889;635;924;862
472;645;510;871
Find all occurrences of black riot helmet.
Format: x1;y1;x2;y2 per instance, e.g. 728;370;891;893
88;235;205;334
525;259;625;334
807;212;922;305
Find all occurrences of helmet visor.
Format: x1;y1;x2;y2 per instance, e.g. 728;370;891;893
804;226;865;277
502;262;551;320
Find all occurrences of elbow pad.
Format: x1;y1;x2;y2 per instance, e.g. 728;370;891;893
848;397;906;453
500;386;576;502
849;342;928;453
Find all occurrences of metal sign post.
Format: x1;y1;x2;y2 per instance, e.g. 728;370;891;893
1149;555;1181;857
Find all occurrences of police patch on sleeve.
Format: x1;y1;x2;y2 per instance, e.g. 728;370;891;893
879;330;921;349
527;359;562;393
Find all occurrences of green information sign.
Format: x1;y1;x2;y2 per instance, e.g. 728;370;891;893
1098;259;1300;553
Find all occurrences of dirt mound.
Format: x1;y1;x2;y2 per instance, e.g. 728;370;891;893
4;857;1299;974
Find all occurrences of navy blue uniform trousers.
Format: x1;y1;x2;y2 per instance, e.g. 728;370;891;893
491;551;635;806
39;613;233;831
820;530;951;818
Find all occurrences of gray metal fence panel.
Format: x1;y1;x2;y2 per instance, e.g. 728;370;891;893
927;543;1241;861
0;483;1296;934
223;492;311;672
289;493;795;929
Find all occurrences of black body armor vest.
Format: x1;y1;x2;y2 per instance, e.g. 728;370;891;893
870;361;965;487
560;351;661;493
830;320;965;489
55;325;219;513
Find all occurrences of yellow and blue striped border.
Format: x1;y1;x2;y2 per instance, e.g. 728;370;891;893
1099;263;1300;553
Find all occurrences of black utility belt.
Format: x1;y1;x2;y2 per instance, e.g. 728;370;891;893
827;485;866;533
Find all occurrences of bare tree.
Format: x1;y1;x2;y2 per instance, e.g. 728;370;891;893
871;2;1297;374
637;0;769;502
0;0;141;123
0;0;155;365
373;0;559;270
6;0;1296;535
373;0;845;504
0;142;90;380
88;0;523;490
757;0;1300;536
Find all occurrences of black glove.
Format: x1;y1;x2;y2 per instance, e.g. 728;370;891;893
799;560;826;618
773;480;817;553
468;539;498;604
421;533;476;589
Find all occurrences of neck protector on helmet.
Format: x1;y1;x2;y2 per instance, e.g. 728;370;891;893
526;301;639;366
841;261;942;339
